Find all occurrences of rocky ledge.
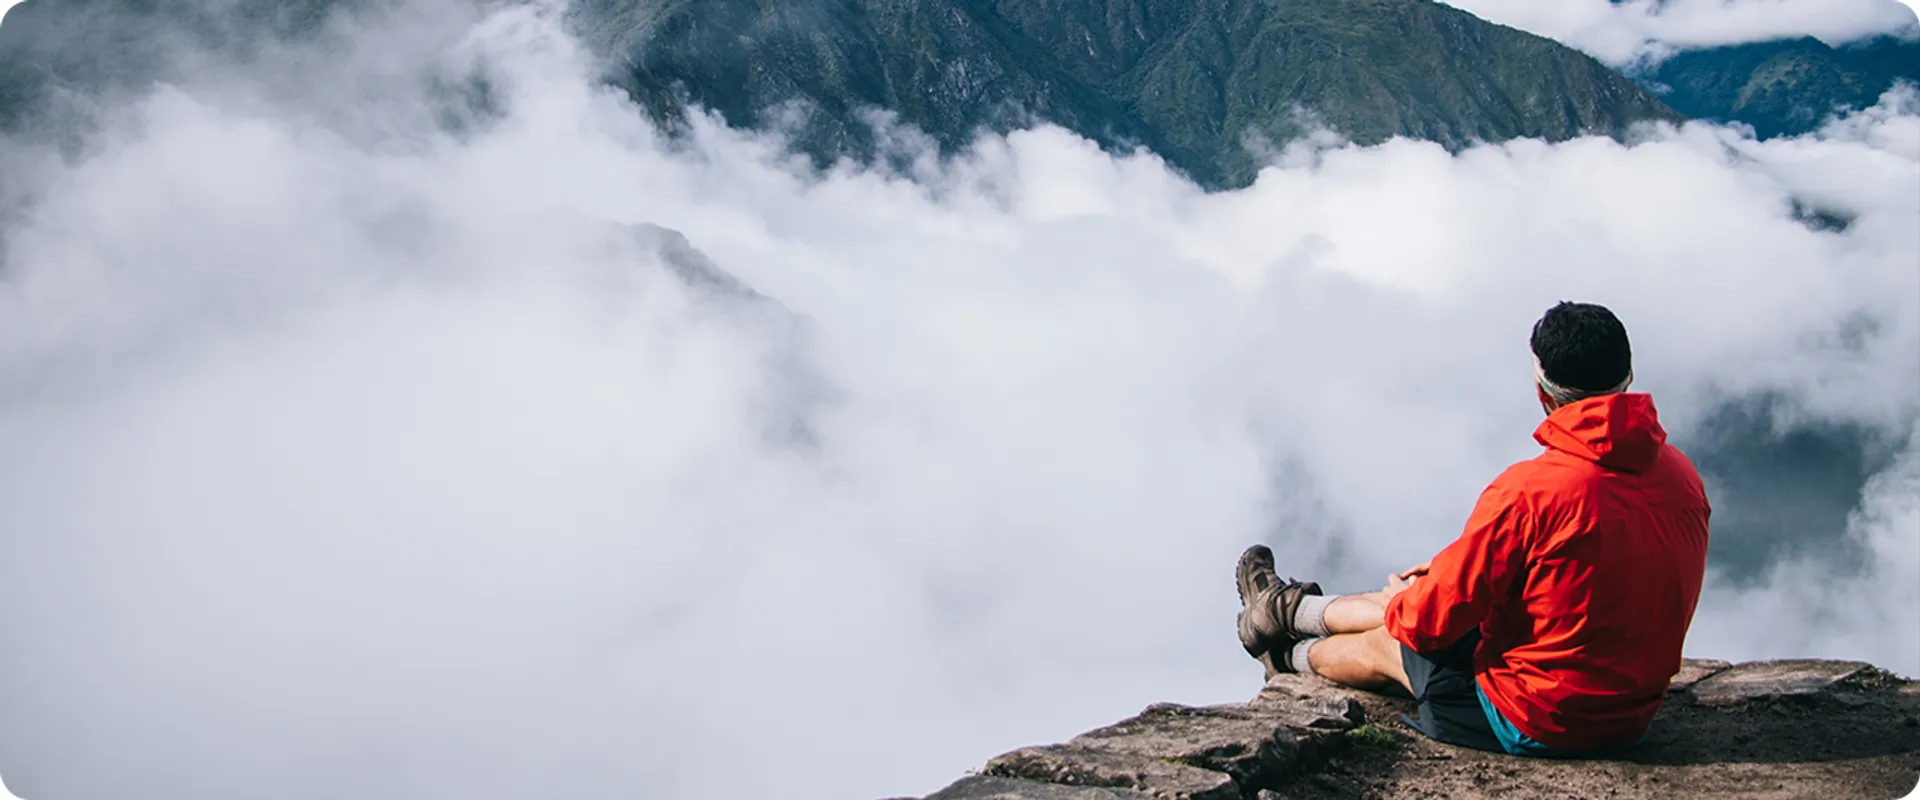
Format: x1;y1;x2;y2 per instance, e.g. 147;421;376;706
902;659;1920;800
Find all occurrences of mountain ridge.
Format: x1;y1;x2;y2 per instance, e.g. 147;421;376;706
5;2;1912;186
582;0;1688;187
1638;33;1920;139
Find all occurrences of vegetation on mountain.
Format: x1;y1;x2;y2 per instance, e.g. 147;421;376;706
1638;34;1920;139
3;1;1909;183
579;0;1684;187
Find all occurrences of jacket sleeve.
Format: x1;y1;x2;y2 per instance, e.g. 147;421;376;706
1383;478;1531;654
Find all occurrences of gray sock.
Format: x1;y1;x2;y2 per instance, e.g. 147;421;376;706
1289;637;1323;676
1293;594;1334;637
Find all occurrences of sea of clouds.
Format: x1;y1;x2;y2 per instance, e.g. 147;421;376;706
1447;0;1920;64
0;2;1915;799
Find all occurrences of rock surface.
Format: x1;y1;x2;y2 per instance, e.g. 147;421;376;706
1666;659;1731;693
1688;659;1874;706
909;659;1920;800
974;697;1369;799
987;745;1240;800
923;776;1153;799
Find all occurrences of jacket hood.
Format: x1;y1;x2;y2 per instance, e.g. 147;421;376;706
1533;393;1667;472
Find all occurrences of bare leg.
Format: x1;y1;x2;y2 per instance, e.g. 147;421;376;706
1322;590;1390;634
1306;627;1411;693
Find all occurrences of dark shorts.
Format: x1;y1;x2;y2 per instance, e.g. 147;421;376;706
1399;630;1504;753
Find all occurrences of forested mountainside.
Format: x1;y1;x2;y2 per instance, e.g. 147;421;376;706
1639;34;1920;139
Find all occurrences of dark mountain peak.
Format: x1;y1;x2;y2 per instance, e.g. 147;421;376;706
1638;32;1920;138
591;0;1685;187
2;0;1687;187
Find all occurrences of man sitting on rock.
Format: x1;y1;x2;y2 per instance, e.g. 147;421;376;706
1235;301;1712;757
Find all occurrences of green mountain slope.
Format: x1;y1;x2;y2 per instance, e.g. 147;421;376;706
1639;35;1920;139
583;0;1685;187
2;0;1684;187
0;0;343;132
569;0;1168;172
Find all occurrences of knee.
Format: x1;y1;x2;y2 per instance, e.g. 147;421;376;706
1364;626;1402;659
1363;627;1411;688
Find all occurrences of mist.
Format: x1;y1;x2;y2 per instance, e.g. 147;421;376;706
0;2;1916;799
1446;0;1920;64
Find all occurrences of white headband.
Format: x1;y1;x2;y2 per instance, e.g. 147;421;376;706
1534;353;1632;406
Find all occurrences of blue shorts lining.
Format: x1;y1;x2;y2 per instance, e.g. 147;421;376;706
1474;683;1646;758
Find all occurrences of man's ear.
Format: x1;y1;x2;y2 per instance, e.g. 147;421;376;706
1536;384;1559;415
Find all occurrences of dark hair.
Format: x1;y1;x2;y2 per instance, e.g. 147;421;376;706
1530;302;1632;392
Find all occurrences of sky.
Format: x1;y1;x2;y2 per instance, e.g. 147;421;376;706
0;2;1916;800
1446;0;1920;64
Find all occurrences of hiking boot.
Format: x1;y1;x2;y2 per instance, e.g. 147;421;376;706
1235;544;1322;661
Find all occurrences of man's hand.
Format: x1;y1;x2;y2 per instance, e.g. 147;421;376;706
1383;571;1418;600
1398;561;1431;581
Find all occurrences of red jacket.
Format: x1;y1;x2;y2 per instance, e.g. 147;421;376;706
1383;393;1711;751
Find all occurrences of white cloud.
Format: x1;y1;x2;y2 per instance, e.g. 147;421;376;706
0;3;1915;799
1443;0;1920;64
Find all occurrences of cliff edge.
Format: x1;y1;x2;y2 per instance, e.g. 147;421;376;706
903;659;1920;800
